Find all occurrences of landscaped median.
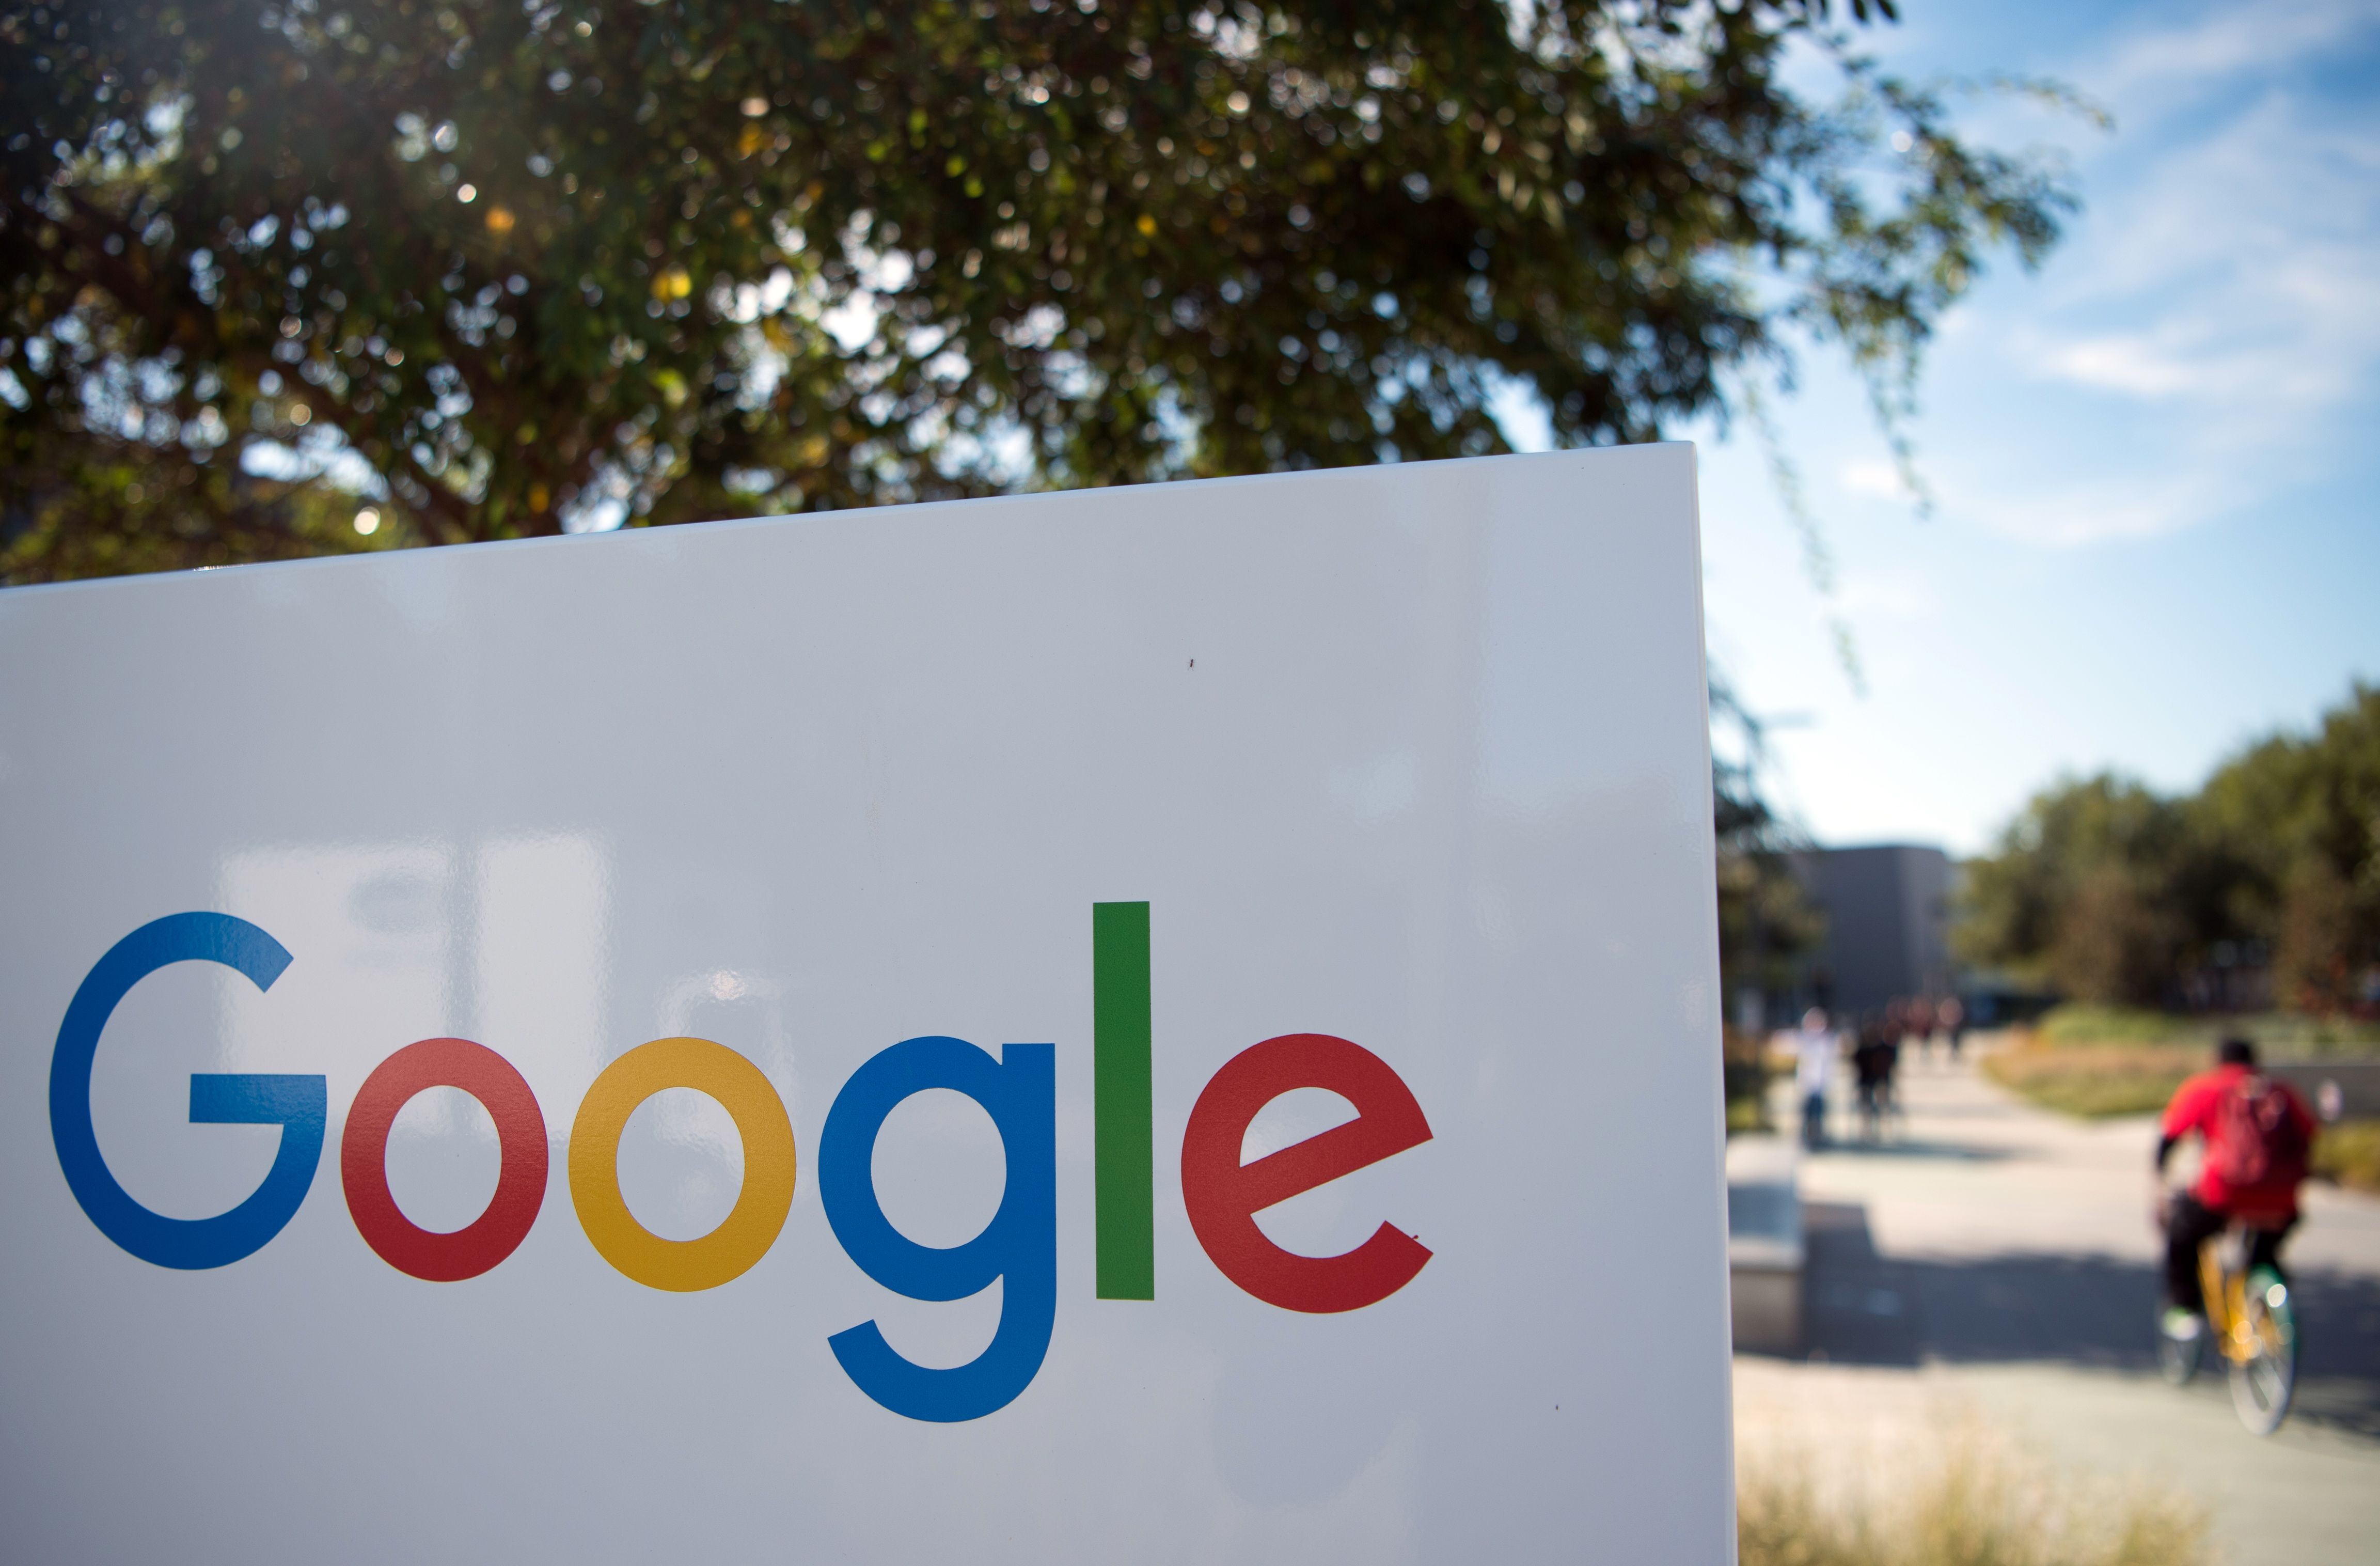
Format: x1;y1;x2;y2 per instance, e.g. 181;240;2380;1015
1980;1005;2380;1192
2313;1118;2380;1194
1982;1037;2202;1117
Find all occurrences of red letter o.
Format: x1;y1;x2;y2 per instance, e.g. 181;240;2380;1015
342;1038;548;1281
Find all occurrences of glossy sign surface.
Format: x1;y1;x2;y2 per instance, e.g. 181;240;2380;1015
0;447;1731;1562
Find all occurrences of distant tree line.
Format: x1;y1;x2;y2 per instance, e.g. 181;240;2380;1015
1957;684;2380;1014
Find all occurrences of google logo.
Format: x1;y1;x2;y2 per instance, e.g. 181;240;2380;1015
49;904;1435;1423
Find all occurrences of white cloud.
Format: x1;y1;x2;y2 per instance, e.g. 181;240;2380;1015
2098;0;2379;97
1833;571;1936;620
2033;105;2380;411
2028;331;2211;398
1954;468;2245;547
1949;4;2380;544
1838;459;1903;498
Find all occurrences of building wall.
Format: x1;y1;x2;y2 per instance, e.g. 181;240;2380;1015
1788;844;1955;1019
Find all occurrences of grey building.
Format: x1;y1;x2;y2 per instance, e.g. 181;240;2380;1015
1788;843;1955;1019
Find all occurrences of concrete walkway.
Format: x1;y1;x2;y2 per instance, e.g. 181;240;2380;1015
1730;1042;2380;1565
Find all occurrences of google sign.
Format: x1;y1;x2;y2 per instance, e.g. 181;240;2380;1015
51;903;1433;1424
5;450;1734;1562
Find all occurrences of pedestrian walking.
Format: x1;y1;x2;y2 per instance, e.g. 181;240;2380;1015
1785;1007;1839;1151
1906;995;1936;1061
1877;1015;1904;1140
1855;1012;1892;1143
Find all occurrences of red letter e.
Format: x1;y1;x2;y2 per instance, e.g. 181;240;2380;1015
1180;1033;1432;1313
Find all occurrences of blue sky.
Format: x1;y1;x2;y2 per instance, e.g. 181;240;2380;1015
1670;0;2380;856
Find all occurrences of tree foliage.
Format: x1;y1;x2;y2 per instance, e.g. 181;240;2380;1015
1712;673;1824;1007
2199;684;2380;1011
1958;684;2380;1013
5;0;2071;578
1956;775;2192;1007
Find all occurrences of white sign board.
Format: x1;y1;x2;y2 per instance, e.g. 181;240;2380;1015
0;447;1732;1562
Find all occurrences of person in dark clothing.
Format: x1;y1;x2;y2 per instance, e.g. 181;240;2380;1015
1874;1022;1901;1139
1853;1013;1891;1143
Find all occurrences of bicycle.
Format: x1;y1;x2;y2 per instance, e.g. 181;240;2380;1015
2156;1223;2297;1435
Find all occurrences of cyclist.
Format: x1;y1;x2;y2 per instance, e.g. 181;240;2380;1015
2155;1037;2317;1343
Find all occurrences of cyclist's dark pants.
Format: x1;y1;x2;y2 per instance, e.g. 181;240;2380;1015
2165;1193;2295;1312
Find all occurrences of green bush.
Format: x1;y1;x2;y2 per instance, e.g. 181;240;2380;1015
1723;1026;1771;1137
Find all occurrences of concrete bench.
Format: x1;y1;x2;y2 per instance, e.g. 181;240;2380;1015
1725;1135;1803;1354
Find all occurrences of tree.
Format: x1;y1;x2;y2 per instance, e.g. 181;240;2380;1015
1955;773;2199;1004
2272;855;2355;1014
5;0;2071;578
1711;673;1823;1017
2196;682;2380;1013
1710;672;1821;1118
2049;861;2173;1008
1958;685;2380;1014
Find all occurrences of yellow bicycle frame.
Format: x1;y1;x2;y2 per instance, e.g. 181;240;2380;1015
2199;1238;2287;1367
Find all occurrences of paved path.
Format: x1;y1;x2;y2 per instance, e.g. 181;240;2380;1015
1730;1042;2380;1565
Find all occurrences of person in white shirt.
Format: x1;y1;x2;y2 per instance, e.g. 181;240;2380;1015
1938;994;1967;1060
1787;1007;1839;1150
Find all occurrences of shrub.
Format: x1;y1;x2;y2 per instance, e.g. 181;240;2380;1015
1724;1025;1772;1136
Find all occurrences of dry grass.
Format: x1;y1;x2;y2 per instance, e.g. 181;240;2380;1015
1981;1039;2200;1118
1737;1426;2211;1566
2313;1117;2380;1194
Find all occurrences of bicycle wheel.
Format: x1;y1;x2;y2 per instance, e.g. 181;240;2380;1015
2156;1310;2202;1386
2228;1266;2296;1435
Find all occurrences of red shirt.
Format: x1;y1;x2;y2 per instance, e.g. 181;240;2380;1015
2162;1064;2316;1222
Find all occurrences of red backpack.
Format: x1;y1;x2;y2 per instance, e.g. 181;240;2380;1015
2210;1073;2308;1187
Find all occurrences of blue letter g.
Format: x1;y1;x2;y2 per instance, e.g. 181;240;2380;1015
50;913;325;1270
820;1036;1056;1422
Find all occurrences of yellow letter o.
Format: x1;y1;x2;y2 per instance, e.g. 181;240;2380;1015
569;1037;796;1292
